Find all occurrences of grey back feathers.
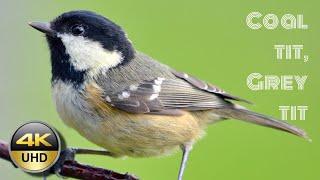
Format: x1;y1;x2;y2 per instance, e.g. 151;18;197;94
95;52;309;140
96;52;235;114
95;52;176;92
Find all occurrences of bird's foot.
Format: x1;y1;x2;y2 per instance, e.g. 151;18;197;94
52;148;77;177
52;147;115;177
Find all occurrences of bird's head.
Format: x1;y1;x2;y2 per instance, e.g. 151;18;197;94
29;10;135;85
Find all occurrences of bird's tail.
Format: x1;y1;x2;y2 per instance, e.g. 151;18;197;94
211;106;310;141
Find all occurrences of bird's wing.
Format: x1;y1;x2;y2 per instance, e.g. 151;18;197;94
171;70;252;104
102;75;242;115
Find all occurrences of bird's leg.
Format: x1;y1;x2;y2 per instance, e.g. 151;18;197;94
178;143;193;180
72;148;116;156
53;147;116;175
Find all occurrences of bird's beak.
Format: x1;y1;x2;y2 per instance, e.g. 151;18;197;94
28;22;56;37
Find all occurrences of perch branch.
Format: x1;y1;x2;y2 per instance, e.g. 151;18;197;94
0;139;138;180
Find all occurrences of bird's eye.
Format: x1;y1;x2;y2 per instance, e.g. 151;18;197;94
71;24;85;36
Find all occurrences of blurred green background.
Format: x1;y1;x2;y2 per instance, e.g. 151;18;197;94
0;0;318;179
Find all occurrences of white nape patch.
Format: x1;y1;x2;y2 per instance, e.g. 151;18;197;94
149;94;159;101
125;33;133;44
183;73;189;78
58;33;123;72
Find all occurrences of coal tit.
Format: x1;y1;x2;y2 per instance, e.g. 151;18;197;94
29;10;309;180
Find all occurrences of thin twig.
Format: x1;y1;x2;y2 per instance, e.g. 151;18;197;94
0;139;138;180
0;140;10;162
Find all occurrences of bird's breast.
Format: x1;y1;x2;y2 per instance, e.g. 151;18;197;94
51;80;102;133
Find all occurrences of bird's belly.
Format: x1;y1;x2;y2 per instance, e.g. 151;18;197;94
52;81;204;157
59;109;203;157
96;112;204;157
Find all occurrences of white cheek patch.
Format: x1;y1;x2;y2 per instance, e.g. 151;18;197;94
58;33;123;71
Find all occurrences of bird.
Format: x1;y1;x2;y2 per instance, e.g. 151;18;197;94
29;10;309;180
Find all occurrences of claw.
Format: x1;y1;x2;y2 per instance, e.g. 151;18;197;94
53;148;77;176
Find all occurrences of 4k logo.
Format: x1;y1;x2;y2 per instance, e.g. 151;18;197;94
16;133;52;147
9;122;61;173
